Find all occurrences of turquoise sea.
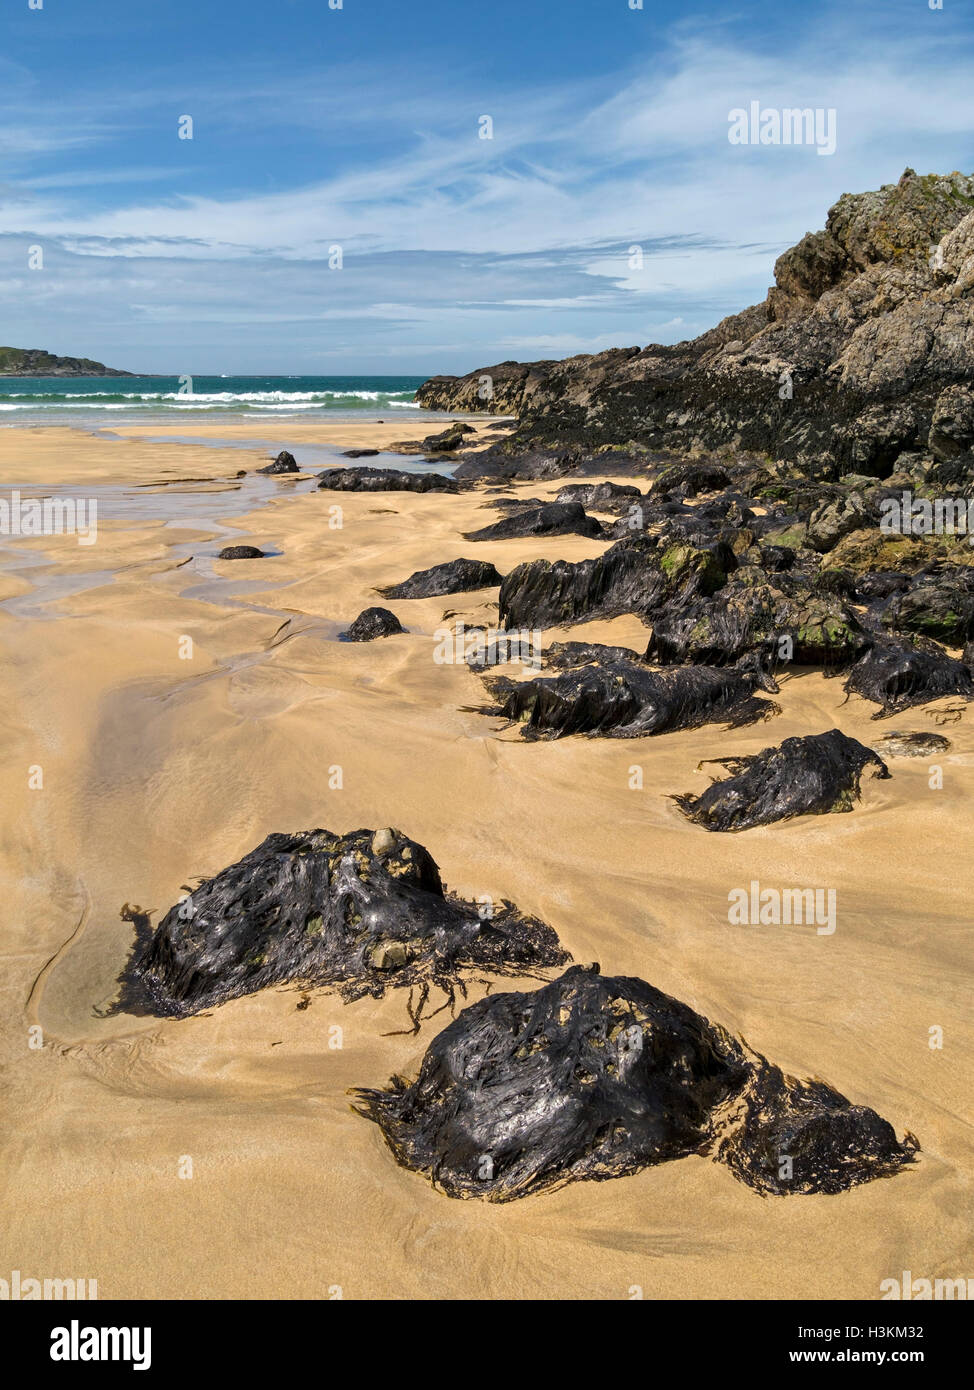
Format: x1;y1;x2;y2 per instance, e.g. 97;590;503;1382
0;375;437;426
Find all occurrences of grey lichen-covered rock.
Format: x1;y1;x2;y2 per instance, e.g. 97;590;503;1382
125;827;570;1018
353;964;918;1201
417;170;974;477
806;492;870;552
928;384;974;460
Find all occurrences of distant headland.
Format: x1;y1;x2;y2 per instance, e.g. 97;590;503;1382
0;346;133;377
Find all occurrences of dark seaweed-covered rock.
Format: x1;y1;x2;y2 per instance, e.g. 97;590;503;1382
354;964;917;1201
499;534;733;631
340;607;406;642
128;827;569;1019
647;581;868;669
378;557;503;599
463;501;604;542
217;544;266;559
342;448;380;458
881;568;974;645
487;657;778;740
258;450;299;475
422;427;466;452
843;639;974;717
673;729;889;831
653;460;731;496
316;467;459;493
387;425;474;456
543;640;644;668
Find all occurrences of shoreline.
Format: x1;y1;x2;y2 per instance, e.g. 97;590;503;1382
0;418;511;488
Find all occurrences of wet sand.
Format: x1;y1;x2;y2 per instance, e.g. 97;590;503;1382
0;422;971;1299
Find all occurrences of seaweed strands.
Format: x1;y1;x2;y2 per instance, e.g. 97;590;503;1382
672;729;890;831
842;638;974;718
486;655;779;740
352;964;917;1202
124;827;569;1029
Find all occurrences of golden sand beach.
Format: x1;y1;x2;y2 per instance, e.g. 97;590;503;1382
1;422;971;1299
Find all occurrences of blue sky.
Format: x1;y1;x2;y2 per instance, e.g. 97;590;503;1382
1;0;972;375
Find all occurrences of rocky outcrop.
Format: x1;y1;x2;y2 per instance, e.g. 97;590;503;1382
316;466;459;493
485;655;778;739
258;450;300;474
843;639;973;716
377;557;503;599
340;607;406;642
387;424;477;456
417;170;974;478
126;827;569;1018
673;730;890;831
354;963;917;1201
0;345;133;376
462;500;605;542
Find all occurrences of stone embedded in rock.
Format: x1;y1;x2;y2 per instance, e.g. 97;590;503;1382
126;826;570;1017
371;827;397;855
806;492;870;552
370;941;409;970
353;964;917;1201
673;729;890;831
378;557;503;599
870;730;951;758
340;607;406;642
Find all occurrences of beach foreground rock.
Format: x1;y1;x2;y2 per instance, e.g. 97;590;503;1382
673;729;890;830
317;466;459;493
485;654;778;739
463;500;605;541
217;544;266;559
353;964;918;1201
378;557;502;599
126;827;569;1020
340;607;406;641
258;450;299;474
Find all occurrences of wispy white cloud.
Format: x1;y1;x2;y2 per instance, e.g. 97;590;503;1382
1;7;971;371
